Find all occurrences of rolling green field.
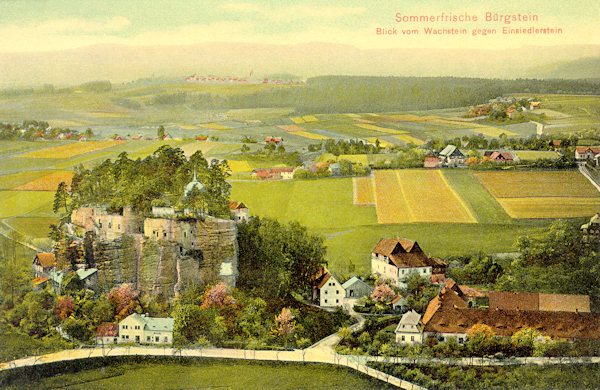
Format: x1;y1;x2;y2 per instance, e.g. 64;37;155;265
1;359;393;390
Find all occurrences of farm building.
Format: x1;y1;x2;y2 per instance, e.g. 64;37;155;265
342;276;374;299
396;287;600;345
118;313;174;344
438;145;466;167
370;238;447;288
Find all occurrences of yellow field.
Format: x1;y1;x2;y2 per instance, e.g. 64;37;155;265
302;115;319;122
199;123;231;130
293;131;330;140
373;170;476;224
393;134;426;145
337;154;369;165
180;142;218;157
13;171;74;191
382;114;431;122
497;197;600;219
364;138;394;148
355;124;408;135
226;160;253;173
514;151;562;161
277;125;304;132
345;113;361;118
374;170;411;224
177;123;198;130
353;176;375;205
290;117;305;124
18;140;125;159
474;171;599;198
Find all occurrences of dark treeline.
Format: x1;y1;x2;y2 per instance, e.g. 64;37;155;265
183;76;600;113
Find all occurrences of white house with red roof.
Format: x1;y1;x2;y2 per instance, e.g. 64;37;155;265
228;201;249;223
371;238;447;288
32;253;57;278
95;323;119;345
575;146;600;161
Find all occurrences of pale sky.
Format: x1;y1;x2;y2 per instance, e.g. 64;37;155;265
0;0;598;52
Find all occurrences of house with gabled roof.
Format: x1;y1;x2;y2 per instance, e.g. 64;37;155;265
395;310;422;345
119;313;174;344
342;276;373;299
413;288;600;345
228;201;249;223
313;268;345;308
489;151;514;162
371;238;447;288
489;291;590;313
575;146;600;161
32;253;56;278
438;145;466;167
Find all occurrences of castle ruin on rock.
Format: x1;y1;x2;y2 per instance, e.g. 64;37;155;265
66;166;239;300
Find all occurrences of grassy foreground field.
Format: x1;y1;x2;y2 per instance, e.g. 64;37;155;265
0;359;394;390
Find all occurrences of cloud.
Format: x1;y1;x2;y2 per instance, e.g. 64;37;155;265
38;16;131;33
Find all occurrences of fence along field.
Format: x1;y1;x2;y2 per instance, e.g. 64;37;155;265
371;170;476;224
474;171;600;218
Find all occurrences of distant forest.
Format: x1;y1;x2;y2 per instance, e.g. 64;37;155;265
186;76;600;113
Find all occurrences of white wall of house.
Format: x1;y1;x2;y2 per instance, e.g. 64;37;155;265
320;278;345;307
395;330;423;345
371;253;432;287
232;208;250;223
118;317;145;343
95;336;119;345
143;330;172;344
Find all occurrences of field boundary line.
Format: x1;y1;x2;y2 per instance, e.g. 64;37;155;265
439;171;477;223
395;170;414;222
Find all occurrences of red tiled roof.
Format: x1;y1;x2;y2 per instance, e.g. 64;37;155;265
270;168;294;173
423;289;599;340
489;152;513;161
576;146;600;154
489;291;590;313
372;238;447;269
35;253;56;268
95;323;118;337
228;201;247;210
316;272;331;289
459;285;487;299
424;156;441;168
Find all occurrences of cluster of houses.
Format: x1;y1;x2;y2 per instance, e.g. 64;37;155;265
31;253;98;293
469;97;540;118
395;282;598;345
312;237;449;309
95;313;174;346
575;146;600;166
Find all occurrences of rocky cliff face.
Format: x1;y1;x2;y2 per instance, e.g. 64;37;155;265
89;216;238;300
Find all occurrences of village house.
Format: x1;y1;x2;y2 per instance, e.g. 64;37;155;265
396;288;600;346
438;145;466;167
423;154;442;168
265;137;282;146
581;213;600;243
95;323;119;345
118;313;174;344
312;268;373;308
489;151;514;162
395;310;423;345
342;276;374;299
575;146;600;161
228;201;249;223
371;238;447;288
251;167;295;180
32;253;56;278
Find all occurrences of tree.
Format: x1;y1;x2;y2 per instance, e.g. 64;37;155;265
273;307;296;341
371;283;396;303
61;272;84;294
241;144;250;153
107;284;141;320
54;296;75;321
53;181;69;214
237;217;326;298
157;125;165;139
